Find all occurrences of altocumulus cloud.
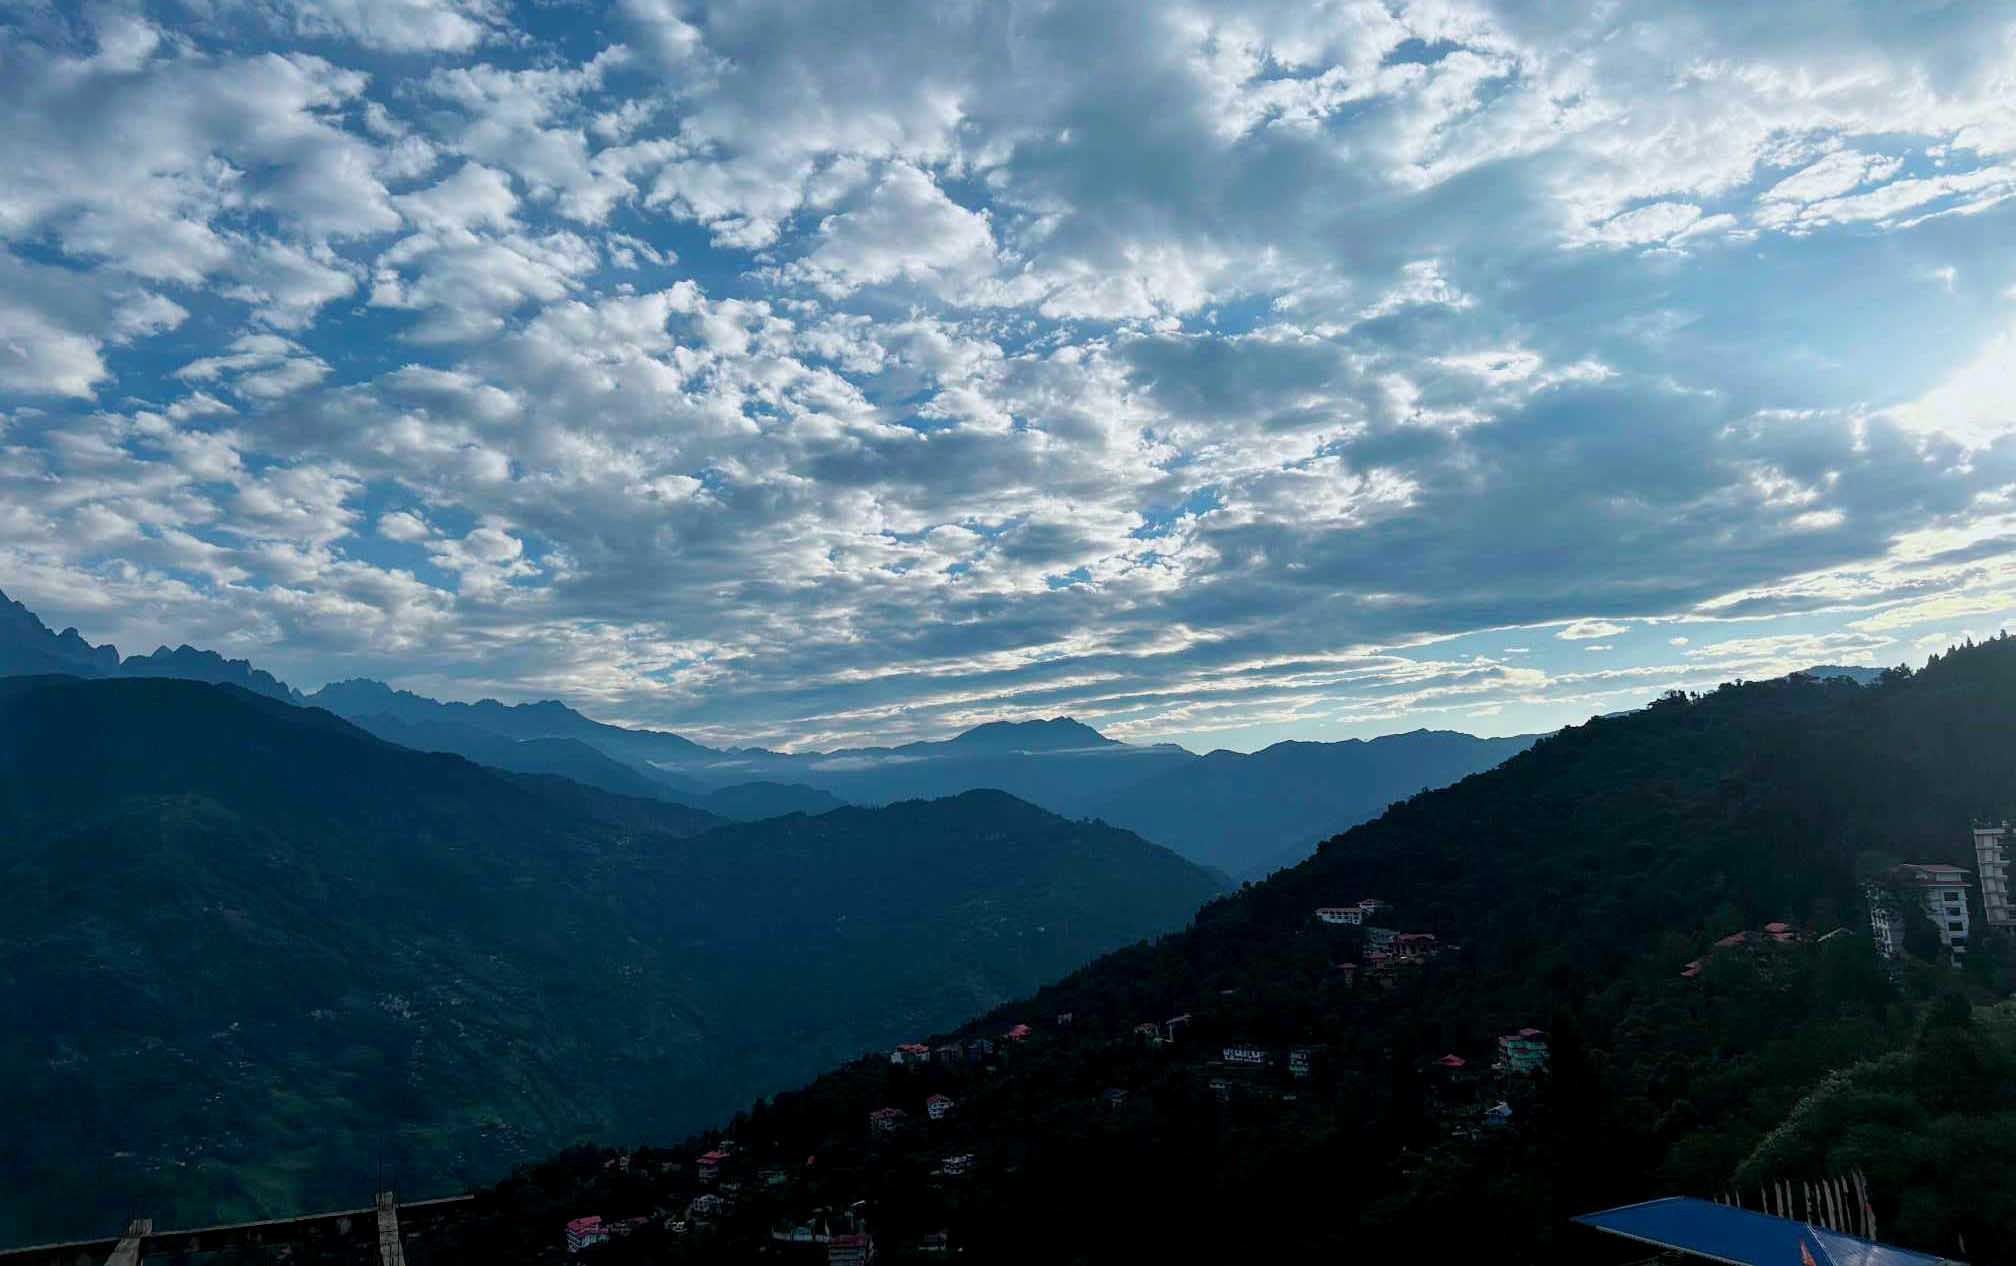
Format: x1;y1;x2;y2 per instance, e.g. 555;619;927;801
3;0;2016;750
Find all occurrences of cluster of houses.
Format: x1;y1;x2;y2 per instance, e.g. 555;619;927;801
1313;898;1455;983
1679;921;1804;978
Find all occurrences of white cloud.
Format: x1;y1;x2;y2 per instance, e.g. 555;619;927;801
1558;619;1630;641
282;0;504;52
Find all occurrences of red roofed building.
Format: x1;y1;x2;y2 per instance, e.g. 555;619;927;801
869;1106;907;1134
926;1093;954;1120
1435;1053;1466;1069
1680;959;1703;978
1004;1023;1032;1042
564;1216;608;1254
890;1042;932;1065
696;1149;729;1182
1762;921;1799;944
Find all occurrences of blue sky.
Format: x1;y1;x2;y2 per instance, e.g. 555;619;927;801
2;0;2015;752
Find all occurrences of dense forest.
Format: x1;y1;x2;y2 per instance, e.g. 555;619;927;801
422;639;2016;1264
0;678;1220;1244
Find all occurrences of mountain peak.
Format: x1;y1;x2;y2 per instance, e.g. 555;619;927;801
948;716;1116;752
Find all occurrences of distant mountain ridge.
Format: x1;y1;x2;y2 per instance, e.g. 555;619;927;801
0;586;1537;868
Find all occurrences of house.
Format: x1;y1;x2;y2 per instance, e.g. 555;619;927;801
915;1230;951;1254
941;1152;975;1176
696;1149;730;1182
1892;863;1973;962
1055;1011;1074;1027
1357;898;1390;918
1331;961;1359;985
1974;822;2016;931
1364;926;1400;952
685;1195;725;1224
564;1216;608;1254
1496;1028;1548;1074
1483;1101;1514;1129
965;1036;995;1059
1315;905;1364;925
890;1042;932;1065
1433;1053;1467;1071
869;1106;907;1134
1713;930;1751;950
1133;1021;1164;1045
925;1093;954;1120
1164;1013;1193;1041
1287;1045;1322;1079
1004;1023;1032;1042
1864;883;1905;961
608;1217;649;1237
1762;921;1800;944
1680;958;1703;978
1207;1077;1232;1101
758;1168;789;1188
933;1042;964;1064
828;1232;874;1266
1394;932;1438;959
1102;1087;1130;1107
1221;1044;1270;1066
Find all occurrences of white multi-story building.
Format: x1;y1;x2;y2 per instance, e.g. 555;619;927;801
1972;824;2015;932
1893;864;1973;963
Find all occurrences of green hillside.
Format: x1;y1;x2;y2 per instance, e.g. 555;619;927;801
0;677;1223;1246
428;639;2016;1264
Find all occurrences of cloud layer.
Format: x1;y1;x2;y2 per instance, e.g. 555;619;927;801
3;0;2015;750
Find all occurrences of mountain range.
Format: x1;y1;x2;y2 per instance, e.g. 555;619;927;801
436;635;2016;1265
0;674;1225;1244
0;588;1537;873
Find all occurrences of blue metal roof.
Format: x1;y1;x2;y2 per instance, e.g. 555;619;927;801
1572;1197;1963;1266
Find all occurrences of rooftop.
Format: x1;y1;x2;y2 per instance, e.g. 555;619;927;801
1573;1196;1961;1266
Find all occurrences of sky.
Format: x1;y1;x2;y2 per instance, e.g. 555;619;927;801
2;0;2015;753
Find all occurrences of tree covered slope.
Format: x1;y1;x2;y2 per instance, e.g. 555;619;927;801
0;677;1223;1246
431;640;2016;1265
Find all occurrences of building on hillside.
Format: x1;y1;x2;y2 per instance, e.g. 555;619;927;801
827;1231;874;1266
925;1093;954;1120
964;1037;995;1060
1164;1013;1193;1042
1713;930;1751;950
1680;958;1704;979
1496;1028;1548;1074
1331;961;1359;986
914;1230;951;1254
1133;1021;1164;1045
1207;1077;1232;1102
1004;1023;1032;1042
1394;932;1438;960
758;1167;789;1188
868;1107;907;1134
1974;822;2015;932
686;1194;725;1223
1102;1087;1130;1107
1762;921;1800;944
933;1042;964;1064
1483;1101;1514;1129
890;1042;932;1065
1055;1011;1074;1027
1315;905;1364;925
696;1149;729;1182
1221;1044;1270;1066
1864;883;1905;961
1364;926;1400;953
564;1216;608;1253
1892;863;1973;962
941;1153;975;1177
1287;1046;1322;1079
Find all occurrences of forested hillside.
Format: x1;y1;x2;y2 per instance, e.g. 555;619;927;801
430;639;2016;1264
0;678;1222;1246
